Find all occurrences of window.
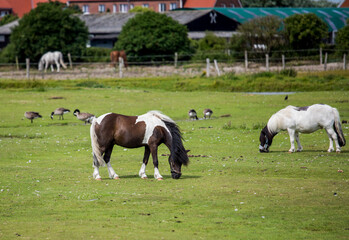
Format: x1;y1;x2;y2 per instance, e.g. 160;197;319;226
113;4;117;13
82;5;89;14
170;3;177;10
159;3;166;12
120;4;128;13
98;4;105;13
0;35;5;42
143;4;149;8
130;4;134;10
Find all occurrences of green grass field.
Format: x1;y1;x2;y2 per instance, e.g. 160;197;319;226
0;77;348;239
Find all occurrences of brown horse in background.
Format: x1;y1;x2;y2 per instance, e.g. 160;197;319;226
110;50;128;68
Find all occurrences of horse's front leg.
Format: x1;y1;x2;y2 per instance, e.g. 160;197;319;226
50;64;54;72
287;128;296;153
295;132;303;152
139;146;150;179
150;145;163;180
104;146;119;179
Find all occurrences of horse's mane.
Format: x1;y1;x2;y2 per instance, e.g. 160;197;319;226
164;121;189;166
146;110;175;123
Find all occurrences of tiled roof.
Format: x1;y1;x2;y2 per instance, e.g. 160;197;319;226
184;0;217;8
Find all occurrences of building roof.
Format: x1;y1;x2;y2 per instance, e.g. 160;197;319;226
191;7;349;32
184;0;217;8
2;0;68;17
339;0;349;7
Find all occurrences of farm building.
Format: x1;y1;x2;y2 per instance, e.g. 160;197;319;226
0;7;348;49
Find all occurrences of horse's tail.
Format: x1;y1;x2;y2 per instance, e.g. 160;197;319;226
90;117;105;167
163;120;189;166
333;107;346;147
59;52;67;69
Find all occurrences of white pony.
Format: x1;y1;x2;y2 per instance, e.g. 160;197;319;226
38;51;67;72
259;104;346;153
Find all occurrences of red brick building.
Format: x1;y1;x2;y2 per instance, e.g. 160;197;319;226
67;0;242;14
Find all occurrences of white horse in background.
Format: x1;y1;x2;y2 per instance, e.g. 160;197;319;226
259;104;346;153
38;51;67;72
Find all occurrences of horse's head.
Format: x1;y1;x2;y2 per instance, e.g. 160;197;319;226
169;149;190;179
259;126;273;153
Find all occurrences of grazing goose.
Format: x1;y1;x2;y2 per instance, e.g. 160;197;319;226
51;107;70;120
24;111;42;123
188;109;198;120
73;109;95;124
203;109;213;119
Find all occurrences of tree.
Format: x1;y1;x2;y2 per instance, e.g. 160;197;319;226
230;15;286;56
284;13;328;50
115;11;192;62
241;0;337;7
8;1;88;62
192;32;230;61
336;19;349;54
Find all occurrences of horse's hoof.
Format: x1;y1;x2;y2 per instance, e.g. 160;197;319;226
114;176;120;180
141;177;148;179
157;178;163;181
96;178;102;181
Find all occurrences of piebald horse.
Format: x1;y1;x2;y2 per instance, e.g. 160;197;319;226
38;51;67;72
259;104;346;153
90;111;189;180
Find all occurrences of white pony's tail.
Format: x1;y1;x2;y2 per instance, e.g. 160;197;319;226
90;117;105;167
333;107;346;147
59;52;67;69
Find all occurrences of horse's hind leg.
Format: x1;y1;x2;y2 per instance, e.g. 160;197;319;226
93;153;102;180
104;145;119;179
325;127;340;152
139;146;150;179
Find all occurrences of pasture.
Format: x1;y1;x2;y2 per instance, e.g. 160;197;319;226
0;84;348;239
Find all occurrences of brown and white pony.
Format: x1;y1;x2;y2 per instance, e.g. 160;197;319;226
110;50;128;68
90;111;189;180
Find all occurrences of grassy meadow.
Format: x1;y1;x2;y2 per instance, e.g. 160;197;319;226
0;74;348;239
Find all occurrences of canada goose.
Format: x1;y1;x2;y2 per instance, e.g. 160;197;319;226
188;109;198;120
24;111;42;123
203;109;213;119
51;108;70;120
73;109;95;125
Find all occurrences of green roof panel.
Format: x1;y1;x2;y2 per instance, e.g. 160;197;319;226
192;8;349;32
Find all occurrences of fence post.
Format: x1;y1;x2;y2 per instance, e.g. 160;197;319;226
244;50;248;70
343;54;347;70
227;49;231;56
119;57;124;78
265;54;269;71
174;52;178;68
320;47;323;65
214;59;221;76
324;52;328;71
15;56;19;71
206;58;210;77
282;55;285;70
26;58;30;79
68;53;73;69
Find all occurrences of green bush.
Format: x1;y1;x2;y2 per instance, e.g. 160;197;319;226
279;68;297;77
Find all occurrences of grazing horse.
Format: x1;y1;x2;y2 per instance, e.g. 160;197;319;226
110;50;128;68
259;104;346;153
38;51;67;72
90;111;189;180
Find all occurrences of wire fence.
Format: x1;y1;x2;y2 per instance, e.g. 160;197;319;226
0;48;347;80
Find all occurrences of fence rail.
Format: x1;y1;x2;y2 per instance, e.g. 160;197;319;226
0;48;347;79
